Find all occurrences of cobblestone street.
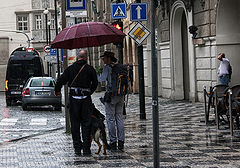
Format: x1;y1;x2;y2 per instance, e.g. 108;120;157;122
1;92;240;167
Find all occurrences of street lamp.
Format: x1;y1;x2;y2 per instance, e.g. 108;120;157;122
48;21;51;43
48;21;53;77
43;8;50;76
43;8;49;44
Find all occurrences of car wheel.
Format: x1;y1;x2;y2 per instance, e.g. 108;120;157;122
22;104;28;111
6;99;11;106
54;104;62;111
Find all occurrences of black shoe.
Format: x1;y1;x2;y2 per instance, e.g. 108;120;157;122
118;140;124;151
83;152;91;156
74;148;82;156
110;142;117;151
83;148;91;156
106;143;111;150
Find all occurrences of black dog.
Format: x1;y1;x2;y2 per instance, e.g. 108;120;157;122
91;104;110;155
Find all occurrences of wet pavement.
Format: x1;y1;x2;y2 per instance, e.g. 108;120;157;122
0;92;64;143
1;92;240;167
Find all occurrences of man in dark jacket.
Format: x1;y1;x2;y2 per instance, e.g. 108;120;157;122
54;50;98;156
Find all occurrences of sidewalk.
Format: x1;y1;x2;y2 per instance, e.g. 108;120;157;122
1;92;240;167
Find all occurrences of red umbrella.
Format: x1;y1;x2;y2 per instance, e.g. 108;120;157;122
51;22;126;49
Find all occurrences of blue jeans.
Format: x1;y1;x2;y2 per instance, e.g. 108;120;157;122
219;74;230;86
105;96;125;144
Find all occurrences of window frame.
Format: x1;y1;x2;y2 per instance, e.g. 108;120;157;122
16;15;29;32
50;13;55;29
35;14;42;30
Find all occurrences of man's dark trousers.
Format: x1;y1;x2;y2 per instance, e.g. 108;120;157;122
69;96;92;154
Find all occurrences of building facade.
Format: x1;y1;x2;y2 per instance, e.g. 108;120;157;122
123;0;240;102
0;0;57;91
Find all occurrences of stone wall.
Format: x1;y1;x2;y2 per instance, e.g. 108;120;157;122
0;38;9;91
160;42;171;98
193;0;218;101
195;37;217;102
193;0;217;38
155;0;219;101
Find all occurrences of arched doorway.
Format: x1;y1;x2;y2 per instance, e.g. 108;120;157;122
216;0;240;86
170;1;195;100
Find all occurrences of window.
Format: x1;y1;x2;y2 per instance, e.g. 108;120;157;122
30;78;55;87
35;15;42;30
50;14;55;29
17;15;28;31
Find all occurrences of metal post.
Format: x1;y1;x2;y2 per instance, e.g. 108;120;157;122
151;0;159;167
48;24;52;77
207;86;213;122
136;0;146;120
138;45;146;119
45;13;49;45
116;1;123;64
62;0;71;133
215;89;219;129
45;10;50;76
48;24;51;44
117;42;123;64
203;85;208;124
229;89;233;136
54;0;61;79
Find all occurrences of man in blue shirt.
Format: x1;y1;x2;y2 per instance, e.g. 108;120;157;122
98;51;125;151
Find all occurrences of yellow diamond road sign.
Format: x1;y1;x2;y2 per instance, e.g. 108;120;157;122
128;22;151;45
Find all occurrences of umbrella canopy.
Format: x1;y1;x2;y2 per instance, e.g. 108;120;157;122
51;22;126;49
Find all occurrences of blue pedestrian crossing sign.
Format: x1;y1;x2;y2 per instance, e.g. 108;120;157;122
111;3;127;19
130;3;148;21
50;48;57;56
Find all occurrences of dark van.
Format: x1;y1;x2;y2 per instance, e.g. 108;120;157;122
5;47;44;106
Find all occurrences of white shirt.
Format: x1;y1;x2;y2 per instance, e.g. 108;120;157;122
72;96;87;99
218;58;230;77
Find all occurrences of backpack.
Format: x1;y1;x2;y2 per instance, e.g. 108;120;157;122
111;64;133;96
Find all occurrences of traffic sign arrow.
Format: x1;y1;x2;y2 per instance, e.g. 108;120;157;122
130;3;147;21
136;6;142;20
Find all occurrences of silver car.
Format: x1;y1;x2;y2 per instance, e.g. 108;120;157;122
22;77;61;111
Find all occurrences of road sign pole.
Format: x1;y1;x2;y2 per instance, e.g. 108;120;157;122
115;1;123;64
48;24;52;77
54;0;61;79
138;45;146;119
136;0;146;120
62;0;71;134
117;42;123;64
44;10;50;76
151;0;159;167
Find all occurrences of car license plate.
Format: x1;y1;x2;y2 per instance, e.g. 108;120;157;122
35;91;50;96
11;91;21;95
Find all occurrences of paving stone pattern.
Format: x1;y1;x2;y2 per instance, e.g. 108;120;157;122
1;93;240;167
0;117;65;143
